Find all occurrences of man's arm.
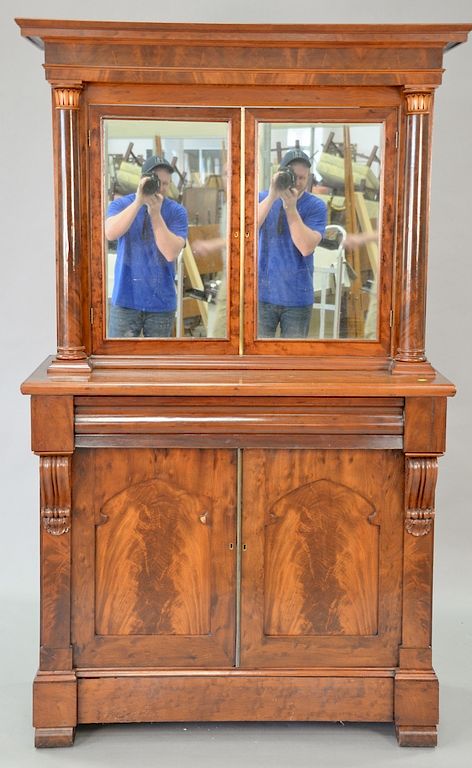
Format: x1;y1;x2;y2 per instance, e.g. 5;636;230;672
258;190;278;229
147;196;185;263
282;189;322;256
258;172;288;229
105;197;141;241
191;237;226;256
105;177;154;241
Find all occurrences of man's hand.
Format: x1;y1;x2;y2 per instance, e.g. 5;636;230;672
145;192;164;215
136;176;163;212
192;237;226;256
280;187;298;211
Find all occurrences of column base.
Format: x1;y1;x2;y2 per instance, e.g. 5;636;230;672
47;357;92;377
390;359;436;377
33;670;77;747
35;727;75;748
396;725;437;747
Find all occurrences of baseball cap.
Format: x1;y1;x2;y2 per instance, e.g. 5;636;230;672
141;155;174;175
280;149;311;169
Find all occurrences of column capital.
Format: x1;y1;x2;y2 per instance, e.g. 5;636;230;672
53;86;83;110
403;90;434;114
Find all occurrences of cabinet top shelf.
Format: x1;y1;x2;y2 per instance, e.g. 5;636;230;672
15;19;472;51
15;19;472;89
21;356;455;397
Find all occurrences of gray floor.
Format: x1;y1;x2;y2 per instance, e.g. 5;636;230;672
1;595;471;768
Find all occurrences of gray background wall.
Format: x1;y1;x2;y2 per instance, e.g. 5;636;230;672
1;0;471;765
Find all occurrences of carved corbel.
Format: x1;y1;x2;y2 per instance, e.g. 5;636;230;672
39;456;71;536
405;457;438;536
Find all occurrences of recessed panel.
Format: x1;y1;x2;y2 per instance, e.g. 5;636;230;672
264;479;379;636
95;478;211;636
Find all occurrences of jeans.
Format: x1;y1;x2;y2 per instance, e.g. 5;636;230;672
258;302;312;339
108;304;175;338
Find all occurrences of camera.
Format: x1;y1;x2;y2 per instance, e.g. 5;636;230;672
274;167;296;191
185;279;221;304
142;172;161;195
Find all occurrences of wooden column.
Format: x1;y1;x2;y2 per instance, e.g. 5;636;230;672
48;86;90;374
393;90;435;375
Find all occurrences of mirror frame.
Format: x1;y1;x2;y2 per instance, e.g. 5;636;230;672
86;100;398;359
243;106;398;357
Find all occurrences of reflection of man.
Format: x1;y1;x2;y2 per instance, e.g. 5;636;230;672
258;149;327;338
105;155;188;337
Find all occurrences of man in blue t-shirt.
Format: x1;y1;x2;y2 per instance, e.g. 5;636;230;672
105;155;188;338
258;149;327;338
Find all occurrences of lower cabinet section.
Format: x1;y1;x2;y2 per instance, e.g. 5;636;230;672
33;434;441;747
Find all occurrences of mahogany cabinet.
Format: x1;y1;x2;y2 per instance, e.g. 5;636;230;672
17;19;471;748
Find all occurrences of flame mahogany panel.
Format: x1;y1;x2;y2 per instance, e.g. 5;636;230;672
95;477;212;636
241;448;404;667
71;448;237;667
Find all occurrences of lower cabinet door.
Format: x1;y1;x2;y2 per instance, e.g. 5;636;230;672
240;449;404;668
72;448;237;668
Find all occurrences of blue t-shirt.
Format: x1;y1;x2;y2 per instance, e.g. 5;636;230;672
107;194;188;312
258;191;327;307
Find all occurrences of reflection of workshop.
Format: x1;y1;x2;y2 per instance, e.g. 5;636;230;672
106;119;227;338
315;127;380;339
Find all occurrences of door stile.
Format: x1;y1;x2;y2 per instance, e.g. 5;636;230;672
235;448;243;666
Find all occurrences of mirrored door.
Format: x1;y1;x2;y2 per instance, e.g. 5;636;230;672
244;107;397;356
89;104;396;357
89;106;241;354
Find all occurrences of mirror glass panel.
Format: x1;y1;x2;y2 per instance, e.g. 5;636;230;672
104;119;229;339
257;122;382;340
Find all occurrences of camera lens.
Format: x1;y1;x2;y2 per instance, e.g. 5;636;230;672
142;174;160;195
275;168;296;191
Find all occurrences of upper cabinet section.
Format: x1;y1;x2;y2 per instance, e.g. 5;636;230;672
16;20;471;369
